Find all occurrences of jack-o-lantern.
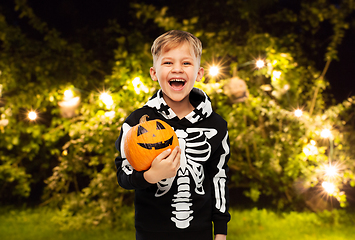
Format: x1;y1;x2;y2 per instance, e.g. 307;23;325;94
124;115;179;171
223;77;249;103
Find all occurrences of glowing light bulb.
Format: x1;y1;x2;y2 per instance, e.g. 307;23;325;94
58;89;80;118
324;163;339;178
64;89;74;100
62;150;68;156
322;181;336;195
100;92;114;109
28;111;37;121
209;66;219;77
321;128;332;139
255;59;265;69
294;109;303;118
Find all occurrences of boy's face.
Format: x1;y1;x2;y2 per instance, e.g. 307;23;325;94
150;43;204;107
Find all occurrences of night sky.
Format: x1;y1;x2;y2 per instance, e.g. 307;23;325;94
2;0;355;103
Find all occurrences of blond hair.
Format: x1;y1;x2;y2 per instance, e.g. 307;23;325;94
151;30;202;65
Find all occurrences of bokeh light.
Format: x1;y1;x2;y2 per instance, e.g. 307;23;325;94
132;77;149;94
255;59;265;69
28;111;37;121
322;181;336;195
325;164;338;178
321;128;332;139
209;66;220;77
294;109;303;118
100;92;114;109
64;89;74;100
272;70;282;79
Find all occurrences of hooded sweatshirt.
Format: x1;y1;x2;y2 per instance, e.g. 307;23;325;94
115;88;230;239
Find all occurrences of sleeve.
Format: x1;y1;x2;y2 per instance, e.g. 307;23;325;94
114;116;154;190
207;126;231;235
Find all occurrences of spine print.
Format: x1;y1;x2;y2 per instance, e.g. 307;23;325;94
171;169;193;229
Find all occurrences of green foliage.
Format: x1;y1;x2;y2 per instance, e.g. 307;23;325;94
0;0;355;229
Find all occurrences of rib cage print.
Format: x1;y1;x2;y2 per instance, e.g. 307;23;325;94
155;128;218;229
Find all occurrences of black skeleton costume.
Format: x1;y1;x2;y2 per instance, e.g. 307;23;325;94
115;88;231;239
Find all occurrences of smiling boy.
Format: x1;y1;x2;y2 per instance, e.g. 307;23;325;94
115;30;230;240
149;32;204;119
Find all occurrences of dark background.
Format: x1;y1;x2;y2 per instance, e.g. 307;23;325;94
2;0;354;102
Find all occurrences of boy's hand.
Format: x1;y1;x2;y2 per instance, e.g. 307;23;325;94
143;146;181;184
215;234;227;240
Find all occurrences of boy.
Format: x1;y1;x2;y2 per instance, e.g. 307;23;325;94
115;30;230;240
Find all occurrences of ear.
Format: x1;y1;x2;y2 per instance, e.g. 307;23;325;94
150;67;157;81
196;67;204;82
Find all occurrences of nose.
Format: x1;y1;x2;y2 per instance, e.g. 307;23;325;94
171;63;184;73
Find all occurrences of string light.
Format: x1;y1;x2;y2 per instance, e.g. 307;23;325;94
209;66;219;77
100;92;114;109
294;109;303;118
321;128;332;139
64;89;74;100
324;163;339;178
322;181;336;195
255;59;265;69
58;88;80;118
28;111;37;121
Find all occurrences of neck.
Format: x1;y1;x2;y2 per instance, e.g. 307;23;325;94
163;95;194;119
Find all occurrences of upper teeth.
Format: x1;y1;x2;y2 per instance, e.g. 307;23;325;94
170;79;185;82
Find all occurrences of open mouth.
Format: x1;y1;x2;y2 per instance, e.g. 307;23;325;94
169;79;186;90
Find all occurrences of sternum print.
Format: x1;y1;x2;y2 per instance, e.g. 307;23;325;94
168;128;217;229
171;169;193;229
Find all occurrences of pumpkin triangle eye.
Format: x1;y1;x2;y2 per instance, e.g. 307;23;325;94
156;121;165;130
137;125;148;136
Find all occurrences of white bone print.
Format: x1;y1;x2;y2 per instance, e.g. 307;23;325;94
171;168;193;228
168;128;217;229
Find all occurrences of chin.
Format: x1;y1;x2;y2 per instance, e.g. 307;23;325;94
164;93;189;103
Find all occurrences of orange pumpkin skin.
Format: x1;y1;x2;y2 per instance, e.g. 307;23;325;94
124;116;179;171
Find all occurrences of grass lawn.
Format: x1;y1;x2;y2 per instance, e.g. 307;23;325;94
228;208;355;240
0;207;354;240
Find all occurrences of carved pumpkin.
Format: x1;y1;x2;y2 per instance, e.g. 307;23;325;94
223;77;249;103
124;115;179;171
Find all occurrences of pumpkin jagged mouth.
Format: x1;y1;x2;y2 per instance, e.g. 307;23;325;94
137;136;174;150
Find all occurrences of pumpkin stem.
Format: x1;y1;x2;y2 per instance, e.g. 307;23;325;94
139;114;149;124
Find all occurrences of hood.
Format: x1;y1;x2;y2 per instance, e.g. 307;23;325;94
144;88;213;124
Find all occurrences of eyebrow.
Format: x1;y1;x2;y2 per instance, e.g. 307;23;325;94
160;56;195;62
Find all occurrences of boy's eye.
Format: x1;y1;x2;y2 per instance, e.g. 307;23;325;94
183;62;191;65
164;62;172;65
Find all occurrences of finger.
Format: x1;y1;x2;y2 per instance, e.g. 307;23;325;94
171;146;180;157
173;150;181;169
164;146;179;161
156;148;172;161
